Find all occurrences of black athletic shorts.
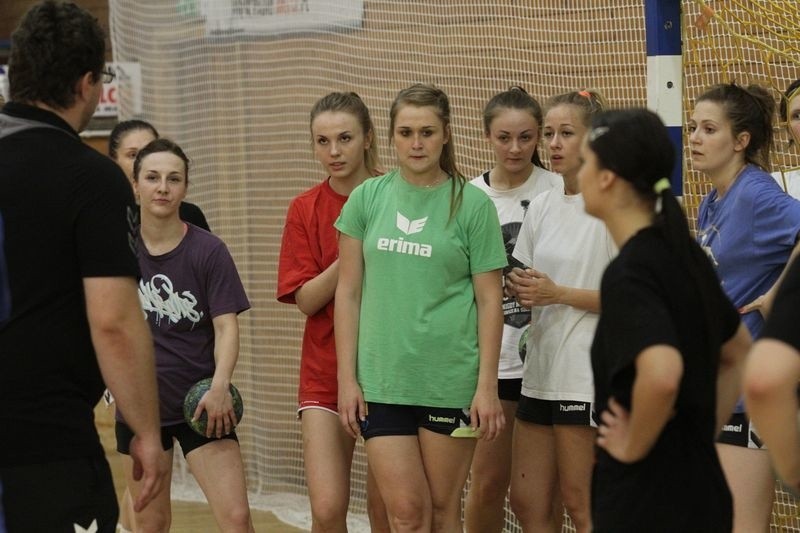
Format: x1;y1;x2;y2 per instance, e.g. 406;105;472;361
717;412;765;449
516;395;598;427
115;421;238;458
0;455;118;532
498;378;523;402
360;402;477;440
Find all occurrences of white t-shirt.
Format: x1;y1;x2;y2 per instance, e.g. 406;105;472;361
470;167;561;380
772;167;800;199
512;189;615;402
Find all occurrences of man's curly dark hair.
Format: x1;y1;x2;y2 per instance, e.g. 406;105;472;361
8;1;105;109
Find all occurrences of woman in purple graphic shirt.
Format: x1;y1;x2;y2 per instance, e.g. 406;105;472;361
114;138;253;532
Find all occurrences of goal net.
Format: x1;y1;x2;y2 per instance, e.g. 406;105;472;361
106;0;798;530
683;1;800;529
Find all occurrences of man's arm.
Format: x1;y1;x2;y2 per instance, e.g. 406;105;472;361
84;276;166;512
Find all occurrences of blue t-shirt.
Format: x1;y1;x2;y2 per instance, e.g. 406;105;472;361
697;165;800;337
697;165;800;413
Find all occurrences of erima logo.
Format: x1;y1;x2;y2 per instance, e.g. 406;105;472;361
560;404;586;412
429;415;456;424
397;212;427;235
376;211;433;257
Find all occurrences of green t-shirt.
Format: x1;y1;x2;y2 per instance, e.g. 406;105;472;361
335;169;507;407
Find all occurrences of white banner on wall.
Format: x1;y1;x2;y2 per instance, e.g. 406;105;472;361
0;62;141;118
199;0;364;37
96;62;143;118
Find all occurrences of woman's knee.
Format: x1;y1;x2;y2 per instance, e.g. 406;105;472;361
310;493;348;528
470;471;510;504
387;496;431;530
218;502;252;531
509;485;530;518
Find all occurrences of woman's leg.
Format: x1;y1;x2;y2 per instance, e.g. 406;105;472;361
301;408;356;533
365;460;391;533
509;420;559;532
418;428;477;533
717;443;774;533
365;435;432;532
464;399;517;533
187;439;254;533
553;425;596;533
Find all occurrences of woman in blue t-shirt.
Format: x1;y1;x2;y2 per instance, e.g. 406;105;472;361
690;83;800;533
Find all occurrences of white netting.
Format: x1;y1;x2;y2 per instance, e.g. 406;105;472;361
107;0;799;530
683;1;800;529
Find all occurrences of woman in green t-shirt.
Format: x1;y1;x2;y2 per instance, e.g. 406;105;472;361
335;83;507;532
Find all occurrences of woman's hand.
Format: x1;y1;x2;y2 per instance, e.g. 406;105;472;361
194;383;235;438
338;377;366;439
470;387;505;442
739;290;774;319
506;267;563;308
596;397;638;462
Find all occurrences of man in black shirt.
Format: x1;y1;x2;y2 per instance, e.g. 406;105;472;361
0;2;167;531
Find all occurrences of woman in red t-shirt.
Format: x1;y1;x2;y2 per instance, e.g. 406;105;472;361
277;92;388;532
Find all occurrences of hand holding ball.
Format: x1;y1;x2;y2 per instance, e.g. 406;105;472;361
183;378;244;437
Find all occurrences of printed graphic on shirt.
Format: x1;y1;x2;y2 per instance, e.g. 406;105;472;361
127;205;139;256
501;221;529;329
138;273;204;326
697;224;720;268
396;212;427;235
376;211;433;257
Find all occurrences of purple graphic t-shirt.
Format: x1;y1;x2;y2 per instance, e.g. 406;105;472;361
133;224;250;425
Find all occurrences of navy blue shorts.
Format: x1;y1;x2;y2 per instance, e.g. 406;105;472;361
516;395;597;427
360;402;477;440
115;421;238;458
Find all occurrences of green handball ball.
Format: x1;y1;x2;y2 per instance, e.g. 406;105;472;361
183;378;244;436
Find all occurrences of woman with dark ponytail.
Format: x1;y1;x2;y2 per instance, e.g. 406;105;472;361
690;83;800;532
580;108;750;532
465;86;560;532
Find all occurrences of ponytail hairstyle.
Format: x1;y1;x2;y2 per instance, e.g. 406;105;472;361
588;108;722;354
483;85;546;168
780;78;800;147
310;91;381;174
696;83;775;171
545;88;607;127
389;83;465;220
109;119;159;160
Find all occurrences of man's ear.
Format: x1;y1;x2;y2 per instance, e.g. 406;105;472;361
74;71;97;102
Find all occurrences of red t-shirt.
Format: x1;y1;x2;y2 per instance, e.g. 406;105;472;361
277;178;347;406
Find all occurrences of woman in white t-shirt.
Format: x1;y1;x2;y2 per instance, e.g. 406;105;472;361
772;78;800;198
465;86;560;533
507;89;615;533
